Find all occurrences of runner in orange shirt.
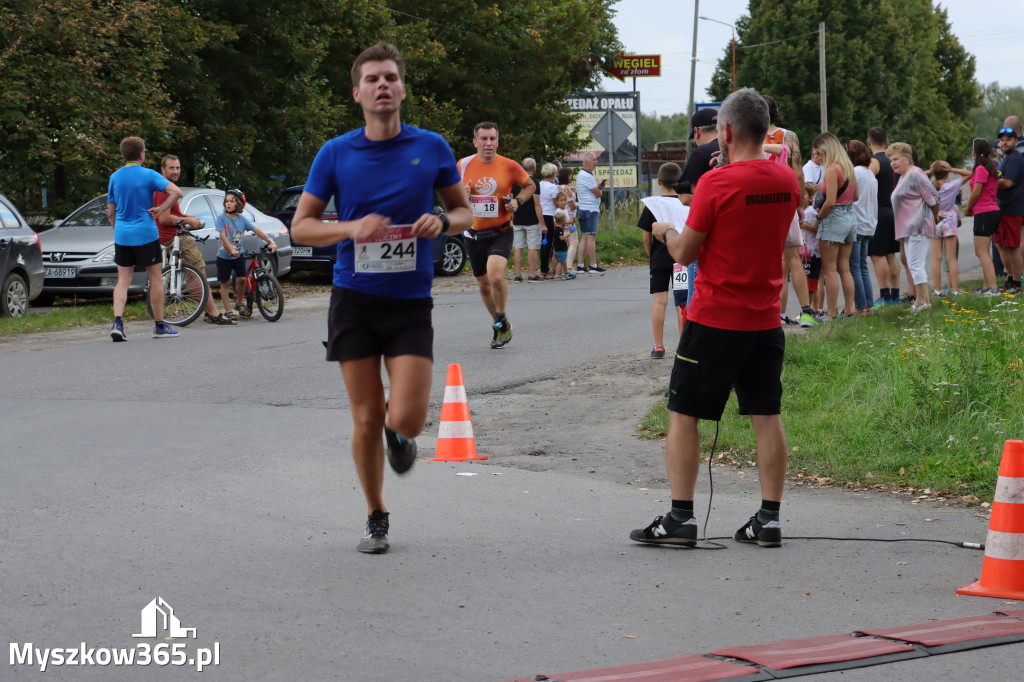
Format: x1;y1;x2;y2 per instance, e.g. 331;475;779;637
459;122;535;348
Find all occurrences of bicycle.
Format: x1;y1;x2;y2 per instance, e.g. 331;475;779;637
233;245;284;322
145;224;211;326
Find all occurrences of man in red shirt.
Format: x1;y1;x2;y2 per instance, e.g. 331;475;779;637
154;155;234;324
630;88;799;549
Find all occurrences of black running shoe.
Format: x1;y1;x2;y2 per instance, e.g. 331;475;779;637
734;515;782;547
357;510;390;554
384;425;417;474
629;514;697;546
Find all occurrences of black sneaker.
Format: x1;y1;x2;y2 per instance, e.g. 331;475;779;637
734;515;782;547
589;265;607;273
576;264;586;273
357;510;390;554
384;424;417;474
629;514;697;547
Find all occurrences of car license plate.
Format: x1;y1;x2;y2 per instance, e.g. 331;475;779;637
292;247;313;256
45;266;76;278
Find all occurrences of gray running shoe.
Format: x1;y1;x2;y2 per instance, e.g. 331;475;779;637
357;510;390;554
384;424;416;474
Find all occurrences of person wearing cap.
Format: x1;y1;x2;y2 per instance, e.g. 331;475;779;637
996;125;1024;292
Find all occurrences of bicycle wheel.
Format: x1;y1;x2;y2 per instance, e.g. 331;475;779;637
254;273;284;322
148;263;209;326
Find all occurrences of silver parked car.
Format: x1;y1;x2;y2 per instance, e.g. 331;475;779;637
38;188;292;300
0;193;45;316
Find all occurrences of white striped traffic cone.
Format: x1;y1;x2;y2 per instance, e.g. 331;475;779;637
957;439;1024;600
428;364;487;461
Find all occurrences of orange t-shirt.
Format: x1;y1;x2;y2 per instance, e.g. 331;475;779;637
458;154;530;231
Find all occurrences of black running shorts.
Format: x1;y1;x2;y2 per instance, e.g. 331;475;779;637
667;320;785;421
325;287;433;362
114;240;162;269
466;223;513;277
868;210;899;257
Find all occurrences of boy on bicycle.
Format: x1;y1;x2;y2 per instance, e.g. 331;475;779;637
215;189;277;319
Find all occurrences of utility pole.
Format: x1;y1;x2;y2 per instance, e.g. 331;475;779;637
819;22;827;133
686;0;699;159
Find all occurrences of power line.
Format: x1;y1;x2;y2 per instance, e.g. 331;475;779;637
738;29;821;50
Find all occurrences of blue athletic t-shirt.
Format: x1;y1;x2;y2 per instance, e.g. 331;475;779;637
107;164;170;246
304;124;460;299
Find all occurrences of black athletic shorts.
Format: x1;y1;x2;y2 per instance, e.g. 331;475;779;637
868;210;899;257
973;210;1000;238
667;320;785;421
216;257;246;282
114;240;162;269
650;266;673;294
325;287;433;362
466;223;513;277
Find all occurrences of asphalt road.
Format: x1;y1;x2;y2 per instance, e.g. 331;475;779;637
2;231;1020;681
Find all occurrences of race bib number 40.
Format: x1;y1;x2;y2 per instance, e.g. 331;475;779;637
355;225;416;273
472;196;500;218
672;262;688;291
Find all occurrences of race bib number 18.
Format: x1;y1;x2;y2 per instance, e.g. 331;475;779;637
355;225;416;273
672;262;688;291
472;196;500;218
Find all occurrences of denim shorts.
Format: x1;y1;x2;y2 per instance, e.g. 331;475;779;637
817;204;857;243
578;210;599;235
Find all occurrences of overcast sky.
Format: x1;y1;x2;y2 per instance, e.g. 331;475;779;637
601;1;1022;115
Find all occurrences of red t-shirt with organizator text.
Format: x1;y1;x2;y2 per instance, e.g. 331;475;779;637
685;159;800;331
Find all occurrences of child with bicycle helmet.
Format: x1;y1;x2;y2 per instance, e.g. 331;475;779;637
216;188;277;318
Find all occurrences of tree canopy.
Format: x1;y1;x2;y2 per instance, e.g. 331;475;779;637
707;0;979;164
0;0;620;216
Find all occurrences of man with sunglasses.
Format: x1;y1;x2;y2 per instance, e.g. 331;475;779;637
995;125;1024;293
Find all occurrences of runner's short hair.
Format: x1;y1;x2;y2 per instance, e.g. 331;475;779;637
658;162;681;187
351;42;404;88
119;137;145;161
718;88;769;145
161;154;179;169
474;122;498;138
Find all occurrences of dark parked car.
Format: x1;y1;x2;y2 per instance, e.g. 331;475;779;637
0;193;45;317
269;184;466;276
38;188;292;300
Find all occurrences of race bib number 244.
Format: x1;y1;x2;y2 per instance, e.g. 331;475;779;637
355;225;416;273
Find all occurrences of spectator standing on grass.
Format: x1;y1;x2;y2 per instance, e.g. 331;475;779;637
810;132;859;319
958;138;1000;294
511;158;543;282
867;127;902;306
676;108;720;325
106;136;183;342
887;142;939;312
557;167;579;274
995;126;1024;293
537;163;559;278
847;140;878;314
927;160;962;295
631;88;799;549
575;152;607;273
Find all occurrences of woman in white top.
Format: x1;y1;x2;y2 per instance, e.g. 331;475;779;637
846;140;878;314
538;163;559;278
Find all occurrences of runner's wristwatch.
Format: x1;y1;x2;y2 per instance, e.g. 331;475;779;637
433;206;450;232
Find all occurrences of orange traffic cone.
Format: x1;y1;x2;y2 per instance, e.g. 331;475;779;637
428;364;487;462
957;439;1024;600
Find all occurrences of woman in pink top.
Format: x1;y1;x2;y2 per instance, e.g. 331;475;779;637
887;142;939;311
810;132;859;318
951;138;1000;294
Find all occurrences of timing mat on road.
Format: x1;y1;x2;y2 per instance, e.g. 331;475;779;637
501;609;1024;681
